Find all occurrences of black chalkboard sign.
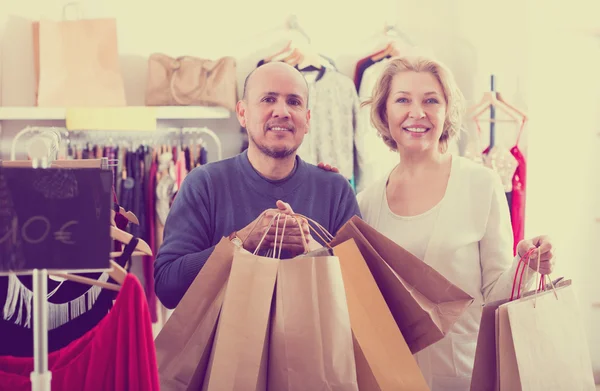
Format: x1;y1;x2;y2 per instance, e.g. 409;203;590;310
0;167;112;274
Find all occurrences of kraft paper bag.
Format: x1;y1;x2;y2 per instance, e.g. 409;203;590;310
155;237;237;391
202;250;278;391
471;279;573;391
34;18;127;107
330;216;474;354
334;239;429;391
501;281;595;391
268;252;359;391
469;298;508;391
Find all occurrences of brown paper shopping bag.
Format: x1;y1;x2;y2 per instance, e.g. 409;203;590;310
334;238;429;391
500;280;596;391
268;248;359;391
330;216;474;354
202;250;278;391
469;298;508;391
155;237;237;391
34;18;127;107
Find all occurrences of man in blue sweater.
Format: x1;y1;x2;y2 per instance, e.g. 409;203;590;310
154;62;361;309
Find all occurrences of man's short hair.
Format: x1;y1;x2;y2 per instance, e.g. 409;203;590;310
242;69;255;101
242;63;310;106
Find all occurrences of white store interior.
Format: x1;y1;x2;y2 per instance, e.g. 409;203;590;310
1;0;599;388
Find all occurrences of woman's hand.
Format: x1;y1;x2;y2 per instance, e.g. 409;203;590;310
317;162;339;173
517;235;555;275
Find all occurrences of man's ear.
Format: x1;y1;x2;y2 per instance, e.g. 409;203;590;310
236;100;247;128
305;109;311;134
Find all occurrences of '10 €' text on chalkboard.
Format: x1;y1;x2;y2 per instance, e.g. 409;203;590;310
0;167;112;274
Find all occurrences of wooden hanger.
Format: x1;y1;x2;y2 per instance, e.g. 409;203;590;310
281;48;302;65
297;50;325;70
109;250;146;258
110;226;153;256
496;92;528;122
51;159;104;168
370;24;408;62
263;40;293;63
48;260;128;292
371;42;395;62
468;92;524;123
110;206;140;226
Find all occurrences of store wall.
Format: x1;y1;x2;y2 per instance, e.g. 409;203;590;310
0;0;530;156
523;0;600;380
1;0;599;378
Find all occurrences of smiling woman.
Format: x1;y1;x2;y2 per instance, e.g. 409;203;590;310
363;56;464;155
357;54;557;391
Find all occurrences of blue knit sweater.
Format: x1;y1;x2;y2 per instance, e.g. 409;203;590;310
154;150;361;308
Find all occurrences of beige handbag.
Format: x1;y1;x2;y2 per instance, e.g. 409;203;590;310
145;53;237;111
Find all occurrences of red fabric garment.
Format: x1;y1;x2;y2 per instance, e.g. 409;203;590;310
144;153;158;323
509;145;526;254
175;150;187;190
479;119;527;256
0;274;159;391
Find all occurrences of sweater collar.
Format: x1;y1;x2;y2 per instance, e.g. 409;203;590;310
237;150;308;199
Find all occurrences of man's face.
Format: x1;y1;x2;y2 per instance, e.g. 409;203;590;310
237;64;310;159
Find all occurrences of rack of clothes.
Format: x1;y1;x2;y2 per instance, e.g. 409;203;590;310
0;155;159;391
465;83;529;255
242;15;362;190
7;126;223;324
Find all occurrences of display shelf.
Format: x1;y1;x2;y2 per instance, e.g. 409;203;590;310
0;105;231;120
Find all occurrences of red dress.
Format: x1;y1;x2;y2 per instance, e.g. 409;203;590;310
480;120;527;255
508;144;526;255
0;274;159;391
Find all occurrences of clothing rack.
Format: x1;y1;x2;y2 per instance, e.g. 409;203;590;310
10;125;224;163
166;127;223;161
10;126;63;161
0;155;112;391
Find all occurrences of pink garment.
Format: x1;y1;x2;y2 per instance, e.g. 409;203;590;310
0;274;159;391
175;150;187;190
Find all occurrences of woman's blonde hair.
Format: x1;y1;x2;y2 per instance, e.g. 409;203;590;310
362;55;465;153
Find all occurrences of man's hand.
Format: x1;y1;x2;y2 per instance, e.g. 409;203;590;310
317;162;339;173
236;201;316;256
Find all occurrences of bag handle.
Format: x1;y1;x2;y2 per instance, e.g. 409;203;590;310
62;2;84;20
169;57;210;105
510;246;559;302
239;211;310;258
290;213;334;248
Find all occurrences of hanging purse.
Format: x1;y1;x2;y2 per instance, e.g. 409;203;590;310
145;53;238;111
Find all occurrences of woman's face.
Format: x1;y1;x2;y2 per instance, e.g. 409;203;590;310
385;71;447;154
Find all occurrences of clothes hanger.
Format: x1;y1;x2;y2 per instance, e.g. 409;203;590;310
297;50;325;70
370;24;408;61
495;92;528;122
263;40;293;63
110;204;140;226
48;260;128;292
281;48;302;65
468;91;524;123
110;226;153;256
371;42;395;61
